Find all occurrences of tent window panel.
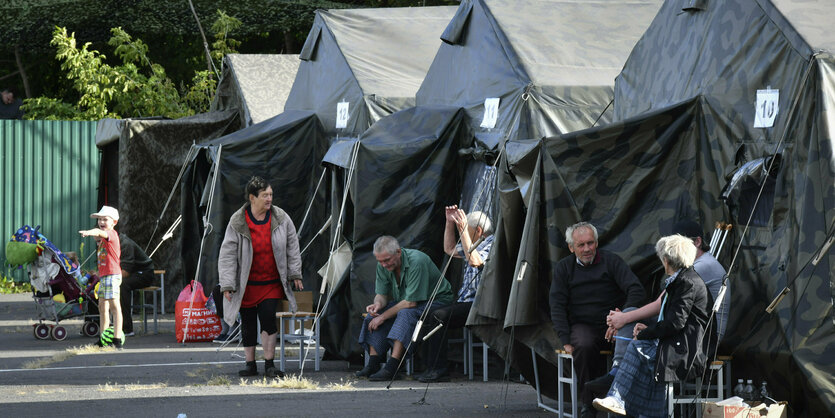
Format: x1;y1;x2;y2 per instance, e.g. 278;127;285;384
721;155;781;228
735;175;776;227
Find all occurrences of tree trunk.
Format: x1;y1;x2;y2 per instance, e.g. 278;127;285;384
283;31;297;54
14;45;31;98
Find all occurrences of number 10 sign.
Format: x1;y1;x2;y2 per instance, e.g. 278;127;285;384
754;88;779;128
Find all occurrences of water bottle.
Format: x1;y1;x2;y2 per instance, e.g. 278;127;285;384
733;379;745;398
744;379;757;401
760;381;770;402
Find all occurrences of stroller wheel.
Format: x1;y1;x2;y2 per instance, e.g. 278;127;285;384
51;326;68;341
34;324;50;340
82;321;99;337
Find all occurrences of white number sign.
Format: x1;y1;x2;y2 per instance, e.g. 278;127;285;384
480;97;500;129
754;89;779;128
336;102;349;129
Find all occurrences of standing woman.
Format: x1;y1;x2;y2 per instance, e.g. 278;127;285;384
219;176;303;378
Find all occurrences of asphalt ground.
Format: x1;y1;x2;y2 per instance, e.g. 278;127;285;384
0;293;552;417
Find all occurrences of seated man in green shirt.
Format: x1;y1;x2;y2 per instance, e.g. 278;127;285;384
356;235;454;381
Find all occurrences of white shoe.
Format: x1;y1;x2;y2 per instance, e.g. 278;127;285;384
592;396;626;416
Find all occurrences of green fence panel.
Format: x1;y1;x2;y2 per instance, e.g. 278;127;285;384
1;119;99;282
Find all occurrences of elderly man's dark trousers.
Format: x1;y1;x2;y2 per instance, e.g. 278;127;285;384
569;323;610;405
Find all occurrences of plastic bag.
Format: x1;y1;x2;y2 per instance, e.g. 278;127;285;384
175;280;221;342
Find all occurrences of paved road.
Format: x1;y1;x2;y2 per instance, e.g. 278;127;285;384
0;293;552;417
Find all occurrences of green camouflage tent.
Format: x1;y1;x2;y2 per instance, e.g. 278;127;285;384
319;0;663;360
475;0;834;415
211;54;300;128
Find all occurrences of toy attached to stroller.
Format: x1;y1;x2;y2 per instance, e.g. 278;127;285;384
6;225;100;340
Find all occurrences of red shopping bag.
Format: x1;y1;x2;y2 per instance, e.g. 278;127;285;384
175;280;222;342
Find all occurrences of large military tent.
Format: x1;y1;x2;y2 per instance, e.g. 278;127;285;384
317;0;662;359
472;0;834;415
211;54;300;128
178;111;329;294
94;111;241;306
319;106;473;358
284;6;455;137
416;0;663;148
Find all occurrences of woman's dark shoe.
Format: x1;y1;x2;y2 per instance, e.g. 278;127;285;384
418;368;450;383
355;362;381;378
368;367;399;381
238;361;258;377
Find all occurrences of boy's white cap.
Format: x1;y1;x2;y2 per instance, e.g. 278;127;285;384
91;205;119;221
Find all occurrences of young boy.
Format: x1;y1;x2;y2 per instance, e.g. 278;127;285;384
80;206;124;348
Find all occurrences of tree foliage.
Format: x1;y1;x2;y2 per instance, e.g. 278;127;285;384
22;13;243;121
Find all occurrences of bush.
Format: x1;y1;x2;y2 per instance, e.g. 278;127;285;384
0;271;33;294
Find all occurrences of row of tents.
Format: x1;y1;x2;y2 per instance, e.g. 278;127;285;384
95;0;834;415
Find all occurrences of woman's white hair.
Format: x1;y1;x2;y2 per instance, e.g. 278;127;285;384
656;234;697;271
466;211;493;236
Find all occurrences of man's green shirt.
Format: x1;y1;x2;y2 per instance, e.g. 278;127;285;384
375;248;453;304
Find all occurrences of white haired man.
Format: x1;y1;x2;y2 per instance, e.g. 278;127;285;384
549;221;645;417
356;236;454;381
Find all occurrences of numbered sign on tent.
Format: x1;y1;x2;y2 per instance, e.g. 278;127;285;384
480;98;500;129
336;102;349;129
754;88;779;128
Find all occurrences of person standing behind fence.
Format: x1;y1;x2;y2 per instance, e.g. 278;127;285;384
0;87;24;119
219;176;303;378
79;206;124;348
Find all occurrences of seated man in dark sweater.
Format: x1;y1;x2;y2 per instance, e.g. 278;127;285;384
119;233;156;336
549;222;645;418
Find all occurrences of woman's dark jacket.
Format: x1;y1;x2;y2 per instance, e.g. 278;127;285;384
637;267;712;382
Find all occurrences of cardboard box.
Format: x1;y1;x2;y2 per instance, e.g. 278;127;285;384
702;401;787;418
279;291;315;329
279;290;314;313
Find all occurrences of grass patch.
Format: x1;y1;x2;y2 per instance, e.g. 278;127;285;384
324;378;356;391
97;382;168;392
34;387;66;394
98;382;120;392
185;367;210;378
68;344;113;355
21;350;77;369
206;375;231;386
254;374;319;389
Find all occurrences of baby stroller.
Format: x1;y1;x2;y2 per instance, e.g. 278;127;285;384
6;225;100;340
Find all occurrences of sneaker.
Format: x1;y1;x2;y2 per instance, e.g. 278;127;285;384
212;334;229;343
124;331;135;337
592;396;626;416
